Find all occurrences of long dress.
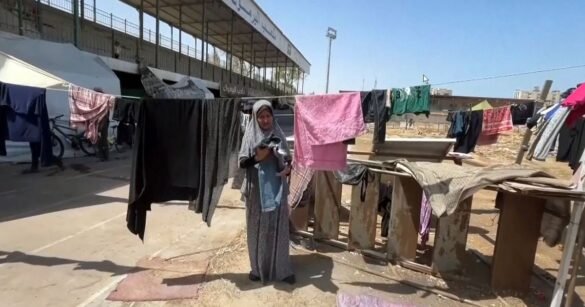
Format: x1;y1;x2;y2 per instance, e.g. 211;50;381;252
243;157;293;282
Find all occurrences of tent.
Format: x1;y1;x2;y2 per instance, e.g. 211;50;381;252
471;100;493;111
0;31;121;162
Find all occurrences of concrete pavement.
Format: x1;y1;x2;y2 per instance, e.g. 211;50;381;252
0;155;247;307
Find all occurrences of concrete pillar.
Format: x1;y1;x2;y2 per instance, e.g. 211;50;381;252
17;0;23;36
200;0;206;77
73;0;80;46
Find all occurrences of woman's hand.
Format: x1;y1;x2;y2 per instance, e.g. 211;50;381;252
255;147;271;162
277;165;291;177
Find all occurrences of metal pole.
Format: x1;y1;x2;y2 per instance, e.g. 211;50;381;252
263;43;267;89
171;26;176;71
155;0;160;68
229;11;234;83
179;5;182;55
325;36;332;93
297;67;301;94
110;13;114;57
284;58;288;94
240;45;244;77
205;21;209;64
249;33;254;86
187;45;191;74
200;0;206;77
302;73;305;93
17;0;23;36
73;0;79;46
80;0;85;24
93;0;96;22
138;0;143;62
36;0;42;35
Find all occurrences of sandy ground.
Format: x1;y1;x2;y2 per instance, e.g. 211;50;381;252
0;125;583;307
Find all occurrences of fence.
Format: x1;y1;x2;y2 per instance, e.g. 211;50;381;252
2;0;295;92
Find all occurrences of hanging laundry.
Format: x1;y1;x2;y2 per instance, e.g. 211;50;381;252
557;118;585;171
390;84;431;117
510;101;535;125
68;84;115;144
0;82;55;166
127;98;241;240
562;83;585;127
419;192;432;248
0;105;6;156
288;166;315;208
477;106;513;145
294;92;366;171
447;110;483;154
533;106;571;161
112;98;139;147
360;90;390;144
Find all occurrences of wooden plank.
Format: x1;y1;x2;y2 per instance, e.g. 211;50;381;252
387;176;422;261
348;173;380;250
313;171;341;240
432;197;473;274
289;178;314;231
491;192;545;293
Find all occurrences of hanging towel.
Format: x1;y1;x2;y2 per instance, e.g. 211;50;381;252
294;92;366;171
562;83;585;127
390;85;431;117
477;106;512;145
69;84;115;144
481;106;513;135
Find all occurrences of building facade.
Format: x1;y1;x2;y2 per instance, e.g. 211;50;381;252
514;86;560;103
431;88;453;96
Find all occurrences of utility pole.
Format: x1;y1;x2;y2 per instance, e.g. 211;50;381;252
325;27;337;93
514;79;553;164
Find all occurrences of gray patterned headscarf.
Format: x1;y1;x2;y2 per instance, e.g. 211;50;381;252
238;100;290;200
238;100;291;163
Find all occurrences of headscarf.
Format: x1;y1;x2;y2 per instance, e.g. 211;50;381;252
238;100;291;162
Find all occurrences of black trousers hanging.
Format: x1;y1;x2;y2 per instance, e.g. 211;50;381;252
97;112;109;161
29;142;41;169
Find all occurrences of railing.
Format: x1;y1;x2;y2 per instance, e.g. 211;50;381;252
38;0;296;87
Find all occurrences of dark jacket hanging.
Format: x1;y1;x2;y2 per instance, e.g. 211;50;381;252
127;98;241;240
361;90;390;144
0;82;54;166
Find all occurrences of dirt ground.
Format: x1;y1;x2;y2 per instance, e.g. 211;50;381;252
1;125;583;307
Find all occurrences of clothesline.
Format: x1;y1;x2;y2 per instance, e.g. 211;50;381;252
31;83;143;100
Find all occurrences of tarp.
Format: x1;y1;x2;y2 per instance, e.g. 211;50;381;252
141;67;212;99
0;31;121;162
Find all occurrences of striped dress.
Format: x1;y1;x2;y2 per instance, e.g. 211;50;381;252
243;164;293;282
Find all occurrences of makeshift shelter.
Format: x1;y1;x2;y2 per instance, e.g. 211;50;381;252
0;32;121;161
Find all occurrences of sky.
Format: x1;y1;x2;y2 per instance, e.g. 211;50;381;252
99;0;585;97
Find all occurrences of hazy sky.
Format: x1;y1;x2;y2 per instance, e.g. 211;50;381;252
99;0;585;97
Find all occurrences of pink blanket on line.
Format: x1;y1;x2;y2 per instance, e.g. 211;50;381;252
294;92;366;170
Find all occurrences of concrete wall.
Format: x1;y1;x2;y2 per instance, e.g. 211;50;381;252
0;0;281;95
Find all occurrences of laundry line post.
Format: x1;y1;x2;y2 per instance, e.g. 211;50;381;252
514;80;553;164
550;141;585;306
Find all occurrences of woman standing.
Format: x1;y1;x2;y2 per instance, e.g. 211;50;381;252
239;100;295;284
